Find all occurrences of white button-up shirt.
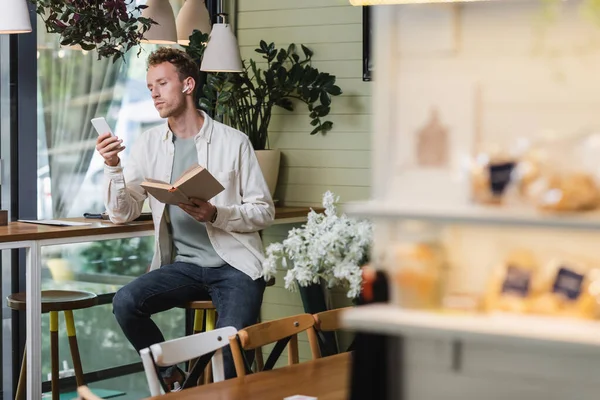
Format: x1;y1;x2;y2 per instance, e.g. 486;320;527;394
103;111;275;280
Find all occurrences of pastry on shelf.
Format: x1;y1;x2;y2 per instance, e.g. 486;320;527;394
530;172;599;212
469;146;517;205
483;250;539;314
393;237;446;310
530;261;600;319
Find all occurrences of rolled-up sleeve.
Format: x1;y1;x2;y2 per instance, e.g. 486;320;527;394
103;135;148;224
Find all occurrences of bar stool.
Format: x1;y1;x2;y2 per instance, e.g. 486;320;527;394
183;277;276;382
7;290;98;400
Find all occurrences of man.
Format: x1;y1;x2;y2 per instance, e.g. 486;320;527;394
95;47;274;386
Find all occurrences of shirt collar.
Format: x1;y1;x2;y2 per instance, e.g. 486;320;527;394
162;110;214;143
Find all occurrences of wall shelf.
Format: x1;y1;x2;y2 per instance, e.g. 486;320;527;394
344;201;600;231
341;304;600;350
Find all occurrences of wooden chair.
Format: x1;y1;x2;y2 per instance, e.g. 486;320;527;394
228;313;321;378
7;290;98;400
76;386;103;400
313;307;353;332
140;326;237;396
313;307;355;353
182;276;276;381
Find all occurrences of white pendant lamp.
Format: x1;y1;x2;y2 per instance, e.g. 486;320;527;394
176;0;212;45
350;0;493;4
0;0;32;34
141;0;177;44
200;18;242;72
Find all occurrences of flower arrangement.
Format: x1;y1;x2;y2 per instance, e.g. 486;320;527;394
262;191;372;299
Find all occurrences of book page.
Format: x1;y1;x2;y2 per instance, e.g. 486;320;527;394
142;184;190;205
176;168;224;202
143;178;170;187
173;164;202;187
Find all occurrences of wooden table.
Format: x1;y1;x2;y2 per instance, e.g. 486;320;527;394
7;206;314;399
146;353;351;400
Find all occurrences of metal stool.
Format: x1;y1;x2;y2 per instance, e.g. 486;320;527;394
7;290;98;400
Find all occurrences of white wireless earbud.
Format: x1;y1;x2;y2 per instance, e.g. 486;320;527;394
182;85;190;93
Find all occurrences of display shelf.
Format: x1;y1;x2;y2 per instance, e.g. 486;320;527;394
344;201;600;231
341;304;600;349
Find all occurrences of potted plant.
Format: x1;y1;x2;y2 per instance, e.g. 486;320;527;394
262;191;372;299
34;0;155;61
184;33;343;196
262;191;372;354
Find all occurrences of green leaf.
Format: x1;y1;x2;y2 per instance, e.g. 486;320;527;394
218;91;232;103
291;64;304;83
287;43;296;55
301;44;314;59
81;42;96;51
275;98;294;112
321;121;333;132
277;49;287;63
309;89;320;103
277;66;287;83
310;125;321;135
302;68;319;85
310;119;319;126
222;82;235;92
301;86;311;99
203;85;215;101
326;85;342;96
320;91;331;106
265;70;275;87
260;40;268;51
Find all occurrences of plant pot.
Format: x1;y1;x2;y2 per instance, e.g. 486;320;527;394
255;149;281;198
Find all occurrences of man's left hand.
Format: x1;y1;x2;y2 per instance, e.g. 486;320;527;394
179;198;217;223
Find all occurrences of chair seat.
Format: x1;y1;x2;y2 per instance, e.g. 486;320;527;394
7;290;98;313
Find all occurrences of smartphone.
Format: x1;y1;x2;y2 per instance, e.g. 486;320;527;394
91;117;115;137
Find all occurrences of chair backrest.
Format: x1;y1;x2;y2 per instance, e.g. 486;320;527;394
140;326;237;396
313;307;353;332
228;313;321;377
76;386;102;400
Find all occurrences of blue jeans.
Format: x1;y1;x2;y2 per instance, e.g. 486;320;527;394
112;262;265;379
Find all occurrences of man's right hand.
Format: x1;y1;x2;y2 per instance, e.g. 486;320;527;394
96;133;125;167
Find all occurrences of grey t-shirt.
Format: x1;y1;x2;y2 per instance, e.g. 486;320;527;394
166;136;225;268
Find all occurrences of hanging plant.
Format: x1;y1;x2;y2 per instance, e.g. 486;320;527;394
33;0;155;62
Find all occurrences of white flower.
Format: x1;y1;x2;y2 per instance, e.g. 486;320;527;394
261;191;372;298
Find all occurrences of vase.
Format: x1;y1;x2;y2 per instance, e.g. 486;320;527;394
298;282;339;357
255;149;281;198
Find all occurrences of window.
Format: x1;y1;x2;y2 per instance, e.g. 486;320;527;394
35;1;188;395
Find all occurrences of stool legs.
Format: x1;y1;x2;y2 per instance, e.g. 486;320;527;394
204;310;217;384
15;347;26;400
193;310;205;334
65;310;85;387
50;311;59;400
189;309;206;383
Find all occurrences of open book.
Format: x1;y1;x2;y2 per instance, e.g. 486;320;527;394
141;164;225;205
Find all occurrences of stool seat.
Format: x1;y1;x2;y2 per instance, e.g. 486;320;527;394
183;277;276;310
186;300;215;309
7;290;98;313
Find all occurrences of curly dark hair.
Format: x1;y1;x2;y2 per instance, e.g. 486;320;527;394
147;47;200;96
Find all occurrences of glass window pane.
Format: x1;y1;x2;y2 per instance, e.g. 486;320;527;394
40;239;185;381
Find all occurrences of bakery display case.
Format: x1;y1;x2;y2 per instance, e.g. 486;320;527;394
343;1;600;399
